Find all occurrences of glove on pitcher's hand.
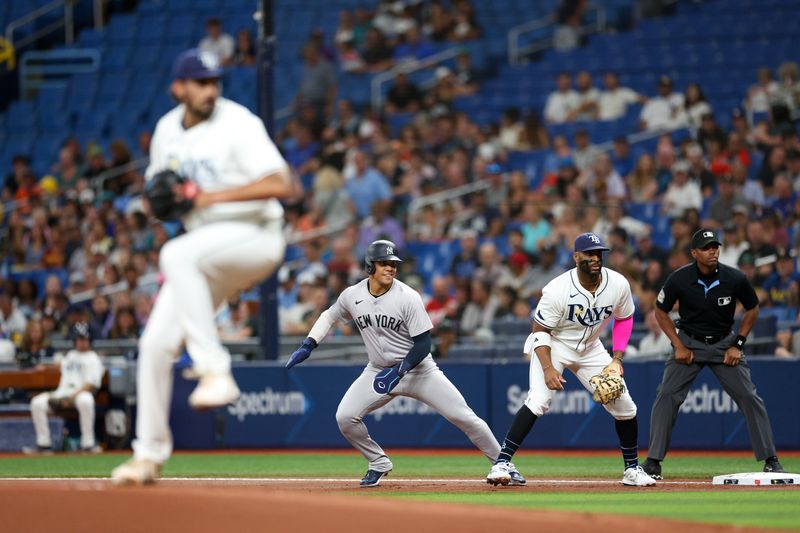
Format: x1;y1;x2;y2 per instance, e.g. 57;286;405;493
144;170;198;221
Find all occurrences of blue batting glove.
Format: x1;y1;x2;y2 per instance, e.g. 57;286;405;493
286;338;317;369
372;363;405;395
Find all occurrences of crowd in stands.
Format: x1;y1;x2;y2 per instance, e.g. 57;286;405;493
2;1;800;370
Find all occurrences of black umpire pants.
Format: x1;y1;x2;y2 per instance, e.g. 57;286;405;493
648;331;777;461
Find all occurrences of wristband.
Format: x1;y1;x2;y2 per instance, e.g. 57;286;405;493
734;335;746;349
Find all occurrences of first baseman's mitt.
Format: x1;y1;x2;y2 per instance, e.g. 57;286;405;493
143;170;196;221
589;363;625;405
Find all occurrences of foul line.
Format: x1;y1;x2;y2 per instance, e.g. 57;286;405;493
0;477;709;485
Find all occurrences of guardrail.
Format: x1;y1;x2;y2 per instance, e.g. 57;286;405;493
5;0;74;50
19;48;101;98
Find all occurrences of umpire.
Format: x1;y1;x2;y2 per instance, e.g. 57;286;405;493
641;229;785;479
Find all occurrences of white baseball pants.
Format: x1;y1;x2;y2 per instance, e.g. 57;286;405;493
132;220;285;464
30;391;97;448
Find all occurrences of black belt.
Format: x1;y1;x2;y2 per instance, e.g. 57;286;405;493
681;330;728;344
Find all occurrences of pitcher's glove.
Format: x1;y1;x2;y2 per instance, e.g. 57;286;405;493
143;170;198;221
589;363;625;405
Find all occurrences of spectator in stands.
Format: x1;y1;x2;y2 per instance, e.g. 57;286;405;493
776;61;800;114
345;150;392;218
582;152;626;203
696;114;727;156
593;201;649;243
474;241;505;285
425;275;458;327
296;44;337;121
497;107;524;150
518;202;551;254
719;222;749;267
334;10;356;47
683;142;714;196
566;70;600;121
678;83;712;133
518;110;549;150
361;28;394;72
0;289;27;345
385;72;424;114
459;279;497;334
449;0;481;41
762;249;799;308
627;153;659;202
553;0;586;51
598;72;643;121
232;29;256;67
337;39;365;73
527;242;565;299
746;67;779;116
357;200;405;254
198;18;235;66
497;250;537;299
662;160;702;218
730;161;765;208
83;145;108;180
326;236;361;283
108;306;140;340
544;72;579;124
639;75;684;131
756;145;787;194
634;310;672;359
217;299;254;341
15;318;53;368
452;50;480;96
707;175;749;229
88;294;113;340
4;154;32;194
431;319;458;359
307;28;336;62
394;26;435;63
571;129;599;172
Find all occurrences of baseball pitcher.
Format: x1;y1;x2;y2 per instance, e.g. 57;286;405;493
486;233;656;487
287;240;524;487
112;49;290;484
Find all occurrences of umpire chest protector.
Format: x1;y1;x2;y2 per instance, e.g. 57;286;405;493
655;262;758;338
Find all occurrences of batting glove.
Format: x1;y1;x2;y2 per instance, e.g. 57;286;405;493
372;363;405;395
286;338;317;369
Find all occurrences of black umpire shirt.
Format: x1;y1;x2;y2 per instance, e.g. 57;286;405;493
655;261;759;337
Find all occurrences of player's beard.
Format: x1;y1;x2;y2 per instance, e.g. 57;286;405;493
578;258;602;280
187;98;216;121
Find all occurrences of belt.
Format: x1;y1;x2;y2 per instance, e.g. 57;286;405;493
681;330;728;344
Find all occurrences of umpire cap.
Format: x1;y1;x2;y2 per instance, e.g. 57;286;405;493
691;228;722;249
365;240;402;274
172;49;223;81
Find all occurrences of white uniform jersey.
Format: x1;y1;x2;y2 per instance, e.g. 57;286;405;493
533;267;634;353
53;349;104;397
327;279;433;367
146;97;288;228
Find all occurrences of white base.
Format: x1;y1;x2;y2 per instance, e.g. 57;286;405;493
712;472;800;486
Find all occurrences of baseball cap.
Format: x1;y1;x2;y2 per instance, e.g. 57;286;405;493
509;251;528;266
172;49;223;81
574;232;610;253
691;228;722;249
658;75;672;86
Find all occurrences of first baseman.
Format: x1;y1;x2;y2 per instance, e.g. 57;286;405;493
286;240;524;487
486;233;656;487
112;49;291;484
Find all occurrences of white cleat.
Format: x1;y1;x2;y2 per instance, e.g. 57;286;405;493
486;461;512;486
188;373;240;410
622;465;657;487
111;459;161;486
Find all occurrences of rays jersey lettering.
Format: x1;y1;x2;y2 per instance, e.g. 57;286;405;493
354;314;405;333
54;349;104;397
146;97;288;227
533;267;635;353
327;279;433;367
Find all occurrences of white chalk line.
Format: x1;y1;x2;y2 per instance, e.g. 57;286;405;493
0;477;709;485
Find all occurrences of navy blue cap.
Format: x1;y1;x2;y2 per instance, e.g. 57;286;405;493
574;232;610;253
172;49;223;81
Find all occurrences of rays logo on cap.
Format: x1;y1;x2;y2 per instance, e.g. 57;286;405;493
589;234;600;244
199;51;220;70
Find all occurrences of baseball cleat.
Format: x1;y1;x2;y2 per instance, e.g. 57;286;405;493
188;372;240;410
111;459;162;486
21;445;54;455
360;469;390;487
508;463;526;486
621;465;657;486
640;458;663;480
764;457;786;473
80;444;103;454
486;461;512;486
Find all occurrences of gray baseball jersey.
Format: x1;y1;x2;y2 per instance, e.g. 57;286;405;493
323;278;500;473
327;278;433;367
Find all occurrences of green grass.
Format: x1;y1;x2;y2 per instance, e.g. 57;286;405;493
1;452;798;529
389;492;800;530
0;452;798;479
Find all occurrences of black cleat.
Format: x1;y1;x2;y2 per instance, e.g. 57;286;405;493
641;458;663;480
360;469;390;487
764;457;786;473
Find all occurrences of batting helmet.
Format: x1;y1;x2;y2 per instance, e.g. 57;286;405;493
71;321;92;342
365;240;403;274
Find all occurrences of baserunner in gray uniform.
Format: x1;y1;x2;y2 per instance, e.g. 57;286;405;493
286;240;525;487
